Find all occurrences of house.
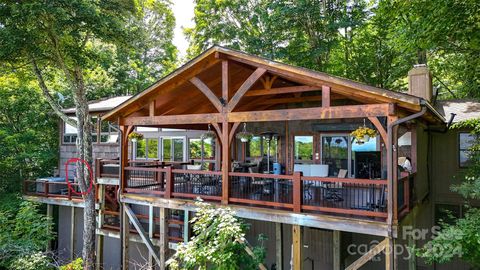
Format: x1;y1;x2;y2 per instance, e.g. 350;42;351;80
24;46;480;270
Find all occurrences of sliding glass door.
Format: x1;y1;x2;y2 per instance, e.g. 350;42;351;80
320;135;349;177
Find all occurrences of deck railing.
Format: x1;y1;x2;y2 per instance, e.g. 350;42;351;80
229;172;294;209
122;166;390;220
301;176;388;218
96;158;194;179
24;180;83;200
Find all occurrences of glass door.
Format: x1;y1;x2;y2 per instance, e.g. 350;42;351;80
320;134;350;177
160;137;186;162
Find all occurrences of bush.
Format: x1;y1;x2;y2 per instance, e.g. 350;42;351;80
0;196;54;269
60;258;83;270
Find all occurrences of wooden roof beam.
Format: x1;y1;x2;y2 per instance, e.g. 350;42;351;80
189;77;223;112
121;113;223;126
245;85;320;97
227;67;267;112
229;103;394;123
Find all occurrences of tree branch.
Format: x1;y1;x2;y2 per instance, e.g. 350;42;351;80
29;55;77;128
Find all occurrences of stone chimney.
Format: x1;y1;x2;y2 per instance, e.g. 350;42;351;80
408;64;433;102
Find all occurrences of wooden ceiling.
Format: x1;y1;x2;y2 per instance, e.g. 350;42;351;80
103;46;443;123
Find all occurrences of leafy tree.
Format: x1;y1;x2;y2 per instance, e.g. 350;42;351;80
0;72;58;193
417;118;480;267
0;195;54;269
167;201;266;270
0;1;177;268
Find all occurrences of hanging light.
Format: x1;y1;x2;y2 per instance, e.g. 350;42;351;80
236;123;253;143
201;124;216;140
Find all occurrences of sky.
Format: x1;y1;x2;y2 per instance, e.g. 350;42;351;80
172;0;196;58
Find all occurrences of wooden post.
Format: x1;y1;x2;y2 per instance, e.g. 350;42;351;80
221;122;230;204
322;85;331;107
275;223;283;270
96;184;105;270
159;207;167;269
46;204;53;251
121;203;129;270
333;230;341;270
70;206;76;261
292;225;302;270
183;210;190;243
148;205;154;269
293;172;302;213
120;125;129;193
385;237;394;270
165;166;172;199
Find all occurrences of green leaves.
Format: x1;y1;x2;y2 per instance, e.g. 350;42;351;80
0;196;55;269
167;201;266;270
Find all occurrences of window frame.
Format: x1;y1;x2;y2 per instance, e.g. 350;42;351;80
458;132;475;168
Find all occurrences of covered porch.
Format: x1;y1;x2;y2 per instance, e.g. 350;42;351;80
102;46;440;225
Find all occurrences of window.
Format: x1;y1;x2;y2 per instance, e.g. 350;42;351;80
459;132;475;167
188;138;216;169
100;121;119;143
136;139;146;159
147;139;158;159
294;136;313;163
247;136;262;158
63;117;98;144
321;135;348;176
63;118;78;144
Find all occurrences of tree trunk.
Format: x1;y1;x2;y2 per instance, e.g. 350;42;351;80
73;68;96;270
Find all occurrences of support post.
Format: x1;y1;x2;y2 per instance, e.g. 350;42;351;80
159;207;167;269
275;223;283;270
293;172;302;212
221;122;230;204
333;230;341;270
322;85;331;107
292;225;302;270
96;184;105;270
148;205;154;269
121;204;129;270
385;237;394;270
70;206;76;261
183;210;190;243
46;204;53;251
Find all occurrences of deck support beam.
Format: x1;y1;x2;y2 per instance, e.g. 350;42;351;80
47;204;53;251
292;225;302;270
276;223;283;270
333;230;341;270
124;204;162;266
121;203;129;270
345;238;388;270
148;205;155;269
159;207;168;269
96;184;106;270
183;210;190;243
70;206;76;261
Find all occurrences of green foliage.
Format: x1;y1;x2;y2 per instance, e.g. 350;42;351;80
60;258;84;270
9;252;53;270
0;73;58;193
187;0;479;96
167;201;266;270
0;196;55;269
418;118;480;267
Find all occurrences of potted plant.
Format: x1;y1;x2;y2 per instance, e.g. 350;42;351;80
236;123;253;142
351;126;377;144
128;131;144;142
201;124;216;140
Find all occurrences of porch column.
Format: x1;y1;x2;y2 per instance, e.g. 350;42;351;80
276;223;283;270
221;59;230;204
333;230;341;270
292;225;302;270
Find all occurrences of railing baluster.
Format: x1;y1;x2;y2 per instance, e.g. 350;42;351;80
293;172;302;213
165;166;172;199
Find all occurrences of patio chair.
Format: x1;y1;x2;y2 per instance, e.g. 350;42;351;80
323;169;345;202
186;164;204;194
248;167;273;196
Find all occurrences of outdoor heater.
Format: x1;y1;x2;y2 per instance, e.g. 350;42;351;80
260;131;278;173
